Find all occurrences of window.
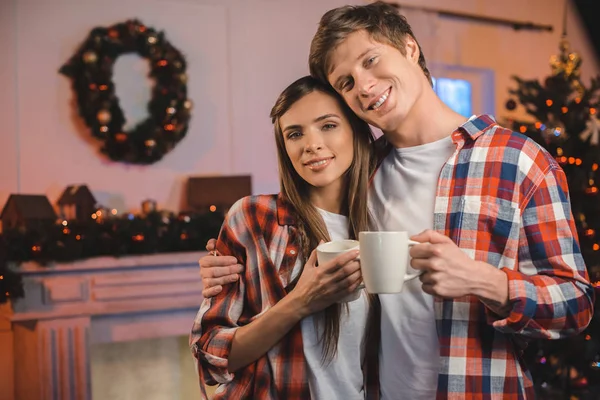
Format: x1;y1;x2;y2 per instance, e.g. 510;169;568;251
430;64;495;118
433;77;473;118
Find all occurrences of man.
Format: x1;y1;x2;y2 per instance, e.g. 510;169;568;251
197;2;594;399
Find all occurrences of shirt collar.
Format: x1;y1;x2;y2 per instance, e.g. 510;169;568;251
452;114;497;144
276;193;297;226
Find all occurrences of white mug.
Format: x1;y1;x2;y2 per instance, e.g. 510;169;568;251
316;240;363;302
358;231;421;294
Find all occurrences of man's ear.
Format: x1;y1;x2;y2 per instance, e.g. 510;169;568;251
404;35;420;64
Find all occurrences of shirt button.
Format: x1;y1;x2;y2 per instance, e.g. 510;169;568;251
290;249;296;255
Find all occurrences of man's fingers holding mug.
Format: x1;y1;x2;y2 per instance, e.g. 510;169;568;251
410;256;446;273
409;241;443;260
410;229;453;245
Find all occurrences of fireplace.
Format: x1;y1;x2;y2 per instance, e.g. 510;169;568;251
0;252;206;400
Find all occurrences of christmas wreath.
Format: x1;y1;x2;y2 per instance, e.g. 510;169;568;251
59;20;192;164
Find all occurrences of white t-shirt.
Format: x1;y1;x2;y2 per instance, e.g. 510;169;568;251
291;208;368;399
368;136;455;399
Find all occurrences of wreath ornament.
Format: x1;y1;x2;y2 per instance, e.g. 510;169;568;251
59;20;192;164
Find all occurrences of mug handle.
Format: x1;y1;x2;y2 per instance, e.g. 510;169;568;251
404;240;423;281
351;248;366;289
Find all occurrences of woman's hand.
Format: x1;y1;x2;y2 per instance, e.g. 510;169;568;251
290;249;362;317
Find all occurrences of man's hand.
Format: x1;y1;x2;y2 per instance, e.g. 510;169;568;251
199;238;244;298
409;230;509;314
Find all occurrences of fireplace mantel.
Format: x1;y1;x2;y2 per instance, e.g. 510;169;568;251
0;252;205;400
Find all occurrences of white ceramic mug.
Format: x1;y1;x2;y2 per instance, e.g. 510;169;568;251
316;240;363;302
358;231;422;294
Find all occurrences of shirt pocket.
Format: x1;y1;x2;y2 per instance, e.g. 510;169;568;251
457;198;519;267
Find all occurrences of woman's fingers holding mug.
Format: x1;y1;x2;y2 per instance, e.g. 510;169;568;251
331;260;361;283
321;250;360;273
346;268;363;289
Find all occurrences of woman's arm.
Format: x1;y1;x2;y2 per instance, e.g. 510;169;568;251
227;286;306;371
192;197;362;380
228;249;362;371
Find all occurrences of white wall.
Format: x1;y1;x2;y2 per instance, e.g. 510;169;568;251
0;0;598;213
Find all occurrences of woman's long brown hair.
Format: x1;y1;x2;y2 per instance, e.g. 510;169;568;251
270;76;376;364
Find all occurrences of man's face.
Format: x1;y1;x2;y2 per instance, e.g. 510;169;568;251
327;30;425;133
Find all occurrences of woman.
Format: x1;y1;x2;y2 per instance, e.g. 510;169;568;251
190;76;379;399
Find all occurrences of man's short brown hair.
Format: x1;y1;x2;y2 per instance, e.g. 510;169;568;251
309;1;432;86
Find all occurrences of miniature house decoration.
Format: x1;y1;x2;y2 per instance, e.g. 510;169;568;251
57;185;97;222
0;194;58;233
186;175;252;214
141;199;157;215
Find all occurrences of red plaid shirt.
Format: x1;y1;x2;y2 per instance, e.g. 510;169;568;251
404;115;594;399
190;194;378;399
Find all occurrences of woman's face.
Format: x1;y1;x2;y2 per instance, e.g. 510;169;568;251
279;90;355;192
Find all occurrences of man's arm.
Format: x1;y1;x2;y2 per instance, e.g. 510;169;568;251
410;165;594;338
485;165;594;338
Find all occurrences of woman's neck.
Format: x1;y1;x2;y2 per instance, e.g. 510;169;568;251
309;180;347;215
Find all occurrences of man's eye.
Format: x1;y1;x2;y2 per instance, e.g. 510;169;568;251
341;79;354;91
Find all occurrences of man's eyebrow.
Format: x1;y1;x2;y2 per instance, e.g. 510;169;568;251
356;47;375;61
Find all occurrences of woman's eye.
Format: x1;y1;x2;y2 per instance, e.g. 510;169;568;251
323;123;337;131
287;131;301;139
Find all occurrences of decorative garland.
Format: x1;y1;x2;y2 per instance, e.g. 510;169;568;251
0;207;224;304
59;20;192;164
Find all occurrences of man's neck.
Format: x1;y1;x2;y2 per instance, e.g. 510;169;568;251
385;91;468;149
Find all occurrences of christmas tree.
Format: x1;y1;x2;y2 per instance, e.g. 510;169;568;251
505;32;600;399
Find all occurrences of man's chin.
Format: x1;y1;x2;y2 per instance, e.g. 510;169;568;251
364;117;389;131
